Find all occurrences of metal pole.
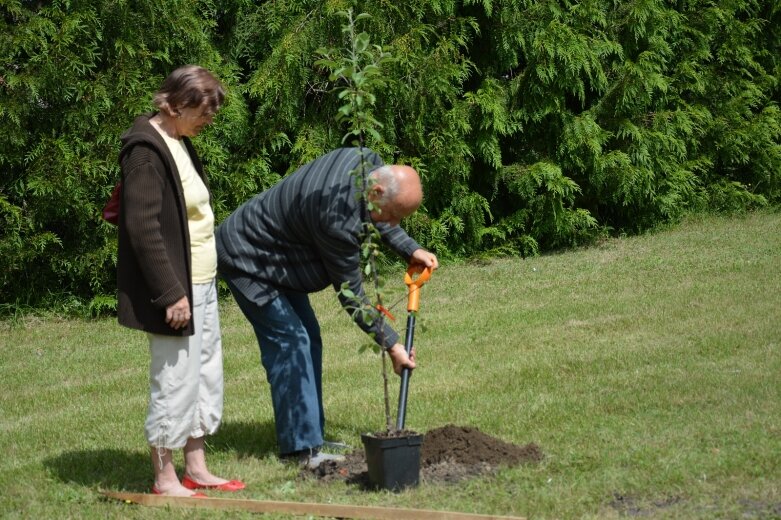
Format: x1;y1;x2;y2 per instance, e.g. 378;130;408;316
395;265;431;431
396;313;416;430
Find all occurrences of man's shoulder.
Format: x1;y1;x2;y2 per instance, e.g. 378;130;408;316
316;147;383;167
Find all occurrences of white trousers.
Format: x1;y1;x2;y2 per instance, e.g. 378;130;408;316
145;279;223;449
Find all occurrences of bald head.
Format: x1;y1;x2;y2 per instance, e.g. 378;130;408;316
368;165;423;226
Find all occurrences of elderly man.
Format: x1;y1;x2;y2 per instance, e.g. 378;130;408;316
216;147;438;468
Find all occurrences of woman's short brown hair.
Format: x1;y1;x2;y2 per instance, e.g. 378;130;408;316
153;65;225;115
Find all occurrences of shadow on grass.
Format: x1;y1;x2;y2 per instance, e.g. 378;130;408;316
208;419;363;456
42;420;278;491
43;448;152;492
205;419;278;458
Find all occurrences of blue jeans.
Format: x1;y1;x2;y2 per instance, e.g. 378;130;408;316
226;280;324;455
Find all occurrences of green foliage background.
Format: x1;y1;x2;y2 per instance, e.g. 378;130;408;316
1;0;779;312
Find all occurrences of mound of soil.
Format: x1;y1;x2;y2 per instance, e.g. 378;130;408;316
307;424;543;487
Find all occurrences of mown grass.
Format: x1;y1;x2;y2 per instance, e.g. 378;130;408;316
1;211;779;519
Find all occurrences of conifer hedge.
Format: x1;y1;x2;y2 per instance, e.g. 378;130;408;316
1;0;779;312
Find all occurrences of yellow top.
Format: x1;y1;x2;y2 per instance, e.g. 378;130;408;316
155;128;217;284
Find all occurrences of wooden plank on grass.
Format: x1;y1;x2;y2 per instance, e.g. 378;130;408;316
102;491;526;520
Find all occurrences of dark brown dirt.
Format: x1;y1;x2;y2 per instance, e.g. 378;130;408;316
306;424;543;487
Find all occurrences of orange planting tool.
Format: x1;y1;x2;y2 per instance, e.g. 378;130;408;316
396;264;433;430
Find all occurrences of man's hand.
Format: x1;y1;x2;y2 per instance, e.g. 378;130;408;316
165;296;191;330
387;343;416;375
410;248;439;270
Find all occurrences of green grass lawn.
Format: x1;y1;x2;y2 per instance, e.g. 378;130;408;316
1;211;779;519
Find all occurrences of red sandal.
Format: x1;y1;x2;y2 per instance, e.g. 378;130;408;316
182;475;246;492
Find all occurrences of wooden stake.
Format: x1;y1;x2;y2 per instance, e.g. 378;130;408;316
102;491;526;520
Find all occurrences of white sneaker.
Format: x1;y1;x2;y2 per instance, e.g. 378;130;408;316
304;450;345;470
321;440;351;452
284;448;346;470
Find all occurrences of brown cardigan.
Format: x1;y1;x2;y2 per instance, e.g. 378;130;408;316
116;114;208;336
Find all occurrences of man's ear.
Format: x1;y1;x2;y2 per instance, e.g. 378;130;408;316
368;183;385;201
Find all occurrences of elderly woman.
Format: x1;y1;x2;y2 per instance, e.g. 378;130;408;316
117;65;244;497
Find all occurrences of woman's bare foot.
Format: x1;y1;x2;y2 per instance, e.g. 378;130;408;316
183;471;229;486
152;479;202;497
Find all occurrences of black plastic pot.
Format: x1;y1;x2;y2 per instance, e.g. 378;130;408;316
361;433;423;491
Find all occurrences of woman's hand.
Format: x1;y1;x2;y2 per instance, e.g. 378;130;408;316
165;296;191;330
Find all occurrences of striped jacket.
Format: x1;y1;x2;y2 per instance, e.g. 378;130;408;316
216;147;421;348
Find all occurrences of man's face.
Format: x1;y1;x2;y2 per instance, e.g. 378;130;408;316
369;202;405;227
367;166;422;227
